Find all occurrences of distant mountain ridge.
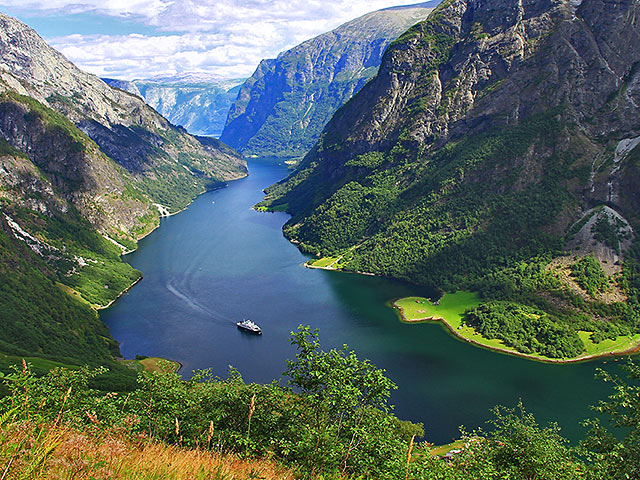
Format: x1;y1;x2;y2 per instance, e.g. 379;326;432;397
104;75;245;137
220;1;439;159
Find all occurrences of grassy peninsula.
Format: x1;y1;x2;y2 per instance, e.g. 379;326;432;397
394;292;640;363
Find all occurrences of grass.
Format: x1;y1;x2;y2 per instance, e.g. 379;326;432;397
394;291;481;326
428;440;466;457
254;203;289;212
56;282;92;307
0;353;79;375
0;418;296;480
308;256;340;268
121;357;181;374
579;331;640;357
394;292;640;363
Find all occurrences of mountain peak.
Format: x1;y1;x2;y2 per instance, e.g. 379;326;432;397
220;2;437;159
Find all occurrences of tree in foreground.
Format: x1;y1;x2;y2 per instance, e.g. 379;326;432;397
285;325;423;478
581;360;640;480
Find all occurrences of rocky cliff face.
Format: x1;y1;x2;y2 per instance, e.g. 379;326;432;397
263;0;640;282
257;0;640;358
220;2;438;159
0;13;247;213
104;75;245;138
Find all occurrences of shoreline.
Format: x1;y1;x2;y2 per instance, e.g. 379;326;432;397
124;177;244;256
96;275;143;310
304;258;376;276
392;300;640;364
295;249;640;365
95;177;248;366
108;178;247;302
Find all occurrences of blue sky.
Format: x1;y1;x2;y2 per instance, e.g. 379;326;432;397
0;1;436;80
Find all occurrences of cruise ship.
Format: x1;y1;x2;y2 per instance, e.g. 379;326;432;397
236;319;262;335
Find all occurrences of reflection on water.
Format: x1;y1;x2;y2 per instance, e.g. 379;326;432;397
102;158;616;444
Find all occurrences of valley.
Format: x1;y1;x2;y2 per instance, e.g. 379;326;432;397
100;159;617;445
1;0;640;478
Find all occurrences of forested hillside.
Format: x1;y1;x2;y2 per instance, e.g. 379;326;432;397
259;0;640;358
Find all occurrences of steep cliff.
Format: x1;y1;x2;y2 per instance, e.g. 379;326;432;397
220;2;438;159
260;0;640;357
0;13;247;213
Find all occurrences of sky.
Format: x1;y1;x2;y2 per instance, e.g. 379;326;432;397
0;0;436;81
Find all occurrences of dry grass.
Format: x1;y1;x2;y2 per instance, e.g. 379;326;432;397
1;420;296;480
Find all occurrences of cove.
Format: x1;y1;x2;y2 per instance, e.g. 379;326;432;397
101;158;617;445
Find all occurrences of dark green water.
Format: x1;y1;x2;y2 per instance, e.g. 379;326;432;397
102;159;618;444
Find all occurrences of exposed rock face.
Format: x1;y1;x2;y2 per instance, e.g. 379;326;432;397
114;76;244;138
0;97;152;239
0;13;247;214
104;75;244;138
262;0;640;285
220;2;438;159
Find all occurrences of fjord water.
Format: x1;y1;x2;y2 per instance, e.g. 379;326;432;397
102;159;614;444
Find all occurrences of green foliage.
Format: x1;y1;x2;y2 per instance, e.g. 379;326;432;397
592;213;626;254
409;404;581;480
285;326;420;477
138;168;211;213
345;151;386;169
438;404;581;480
6;205;141;307
2;328;423;479
0;137;28;159
10;342;640;479
270;108;640;357
0;227;120;365
464;301;584;358
572;256;609;296
1;91;93;152
580;360;640;480
284;112;571;287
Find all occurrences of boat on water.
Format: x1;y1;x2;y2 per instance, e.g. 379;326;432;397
236;319;262;335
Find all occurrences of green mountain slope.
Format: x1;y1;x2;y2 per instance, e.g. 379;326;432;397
220;2;438;159
0;13;247;213
0;13;244;375
260;0;640;358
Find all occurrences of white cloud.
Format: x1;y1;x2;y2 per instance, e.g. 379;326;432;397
1;0;436;79
50;32;268;79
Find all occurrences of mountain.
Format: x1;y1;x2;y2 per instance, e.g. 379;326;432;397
220;1;439;159
0;12;245;376
259;0;640;358
0;13;247;213
104;74;245;137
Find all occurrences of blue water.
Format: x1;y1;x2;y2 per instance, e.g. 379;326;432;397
101;158;618;444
